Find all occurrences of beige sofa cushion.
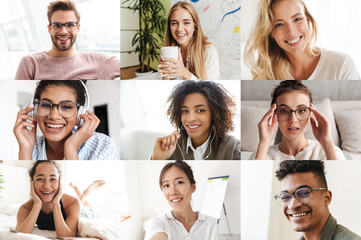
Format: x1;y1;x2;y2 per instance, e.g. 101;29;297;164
241;106;275;151
334;110;361;153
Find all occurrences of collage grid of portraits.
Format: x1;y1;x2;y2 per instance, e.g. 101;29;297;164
1;0;361;240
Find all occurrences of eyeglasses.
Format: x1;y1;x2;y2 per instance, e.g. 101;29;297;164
274;187;327;207
34;100;80;118
49;22;78;32
275;107;311;121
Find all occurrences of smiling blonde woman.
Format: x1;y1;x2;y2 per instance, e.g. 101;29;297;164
244;0;360;80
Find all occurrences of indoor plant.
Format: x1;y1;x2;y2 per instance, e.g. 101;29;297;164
124;0;167;74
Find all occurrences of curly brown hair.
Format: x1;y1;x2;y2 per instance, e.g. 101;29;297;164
275;160;328;189
167;81;236;146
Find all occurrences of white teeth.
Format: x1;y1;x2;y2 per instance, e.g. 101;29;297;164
287;37;301;44
42;191;52;194
292;212;307;217
46;123;65;129
177;33;186;37
171;198;182;202
188;125;200;129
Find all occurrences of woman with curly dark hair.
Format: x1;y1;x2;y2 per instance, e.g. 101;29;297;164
151;80;240;160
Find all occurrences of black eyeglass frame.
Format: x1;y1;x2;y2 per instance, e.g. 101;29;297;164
33;100;80;118
49;21;79;32
274;107;311;121
274;186;328;207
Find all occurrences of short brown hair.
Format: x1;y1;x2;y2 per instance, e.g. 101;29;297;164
271;80;313;106
47;0;80;24
275;160;328;189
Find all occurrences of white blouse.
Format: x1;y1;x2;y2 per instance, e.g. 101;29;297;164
144;211;218;240
251;139;345;160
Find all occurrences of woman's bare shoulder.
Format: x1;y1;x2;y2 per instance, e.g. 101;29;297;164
18;199;34;214
62;193;80;208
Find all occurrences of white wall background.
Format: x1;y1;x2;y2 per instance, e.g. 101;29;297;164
122;160;240;239
241;0;361;79
0;81;121;160
241;160;274;240
242;160;361;240
119;80;241;160
175;0;241;80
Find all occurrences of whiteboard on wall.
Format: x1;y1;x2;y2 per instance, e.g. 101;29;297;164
171;0;241;80
200;175;229;220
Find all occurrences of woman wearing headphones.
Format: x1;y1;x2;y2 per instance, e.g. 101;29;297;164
13;80;117;160
151;81;240;160
243;0;360;80
158;1;220;80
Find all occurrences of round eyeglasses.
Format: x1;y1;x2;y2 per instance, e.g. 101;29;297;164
49;22;78;32
275;107;311;121
274;187;327;207
34;100;79;118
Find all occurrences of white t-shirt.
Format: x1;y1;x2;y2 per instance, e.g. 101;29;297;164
144;212;218;240
188;44;220;80
308;48;360;80
251;139;345;160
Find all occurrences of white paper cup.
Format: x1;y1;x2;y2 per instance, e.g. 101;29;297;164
161;46;178;60
159;46;178;79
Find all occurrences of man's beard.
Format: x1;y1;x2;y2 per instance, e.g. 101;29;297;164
51;34;76;51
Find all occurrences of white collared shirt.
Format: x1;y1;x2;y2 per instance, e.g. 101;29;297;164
186;135;211;160
144;211;218;240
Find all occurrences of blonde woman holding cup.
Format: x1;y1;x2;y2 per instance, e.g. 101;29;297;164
159;1;219;80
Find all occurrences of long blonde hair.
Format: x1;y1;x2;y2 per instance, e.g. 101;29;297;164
164;1;214;80
243;0;318;80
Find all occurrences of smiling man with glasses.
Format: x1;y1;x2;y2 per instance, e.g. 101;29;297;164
275;160;361;240
15;0;120;80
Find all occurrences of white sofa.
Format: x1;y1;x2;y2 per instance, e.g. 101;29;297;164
241;99;361;160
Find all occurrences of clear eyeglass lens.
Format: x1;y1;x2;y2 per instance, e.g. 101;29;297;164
59;102;76;117
65;22;76;31
37;100;52;116
296;108;309;120
295;188;312;203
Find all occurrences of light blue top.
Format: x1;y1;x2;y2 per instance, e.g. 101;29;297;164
32;128;117;160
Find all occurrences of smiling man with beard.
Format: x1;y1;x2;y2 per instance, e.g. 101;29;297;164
274;160;361;240
15;0;120;80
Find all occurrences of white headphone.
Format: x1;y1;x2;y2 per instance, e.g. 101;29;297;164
28;80;90;127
